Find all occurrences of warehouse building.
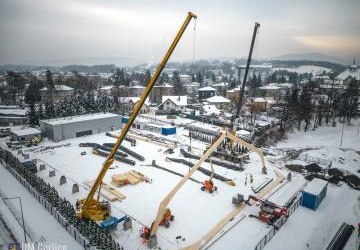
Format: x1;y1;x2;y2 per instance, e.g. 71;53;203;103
300;178;328;210
39;113;122;141
11;128;42;142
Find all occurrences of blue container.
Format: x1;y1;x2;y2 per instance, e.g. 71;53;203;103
301;178;328;210
122;116;129;124
161;126;176;135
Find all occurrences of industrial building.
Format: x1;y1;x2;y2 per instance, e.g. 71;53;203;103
39;113;122;141
301;178;328;210
11;128;42;142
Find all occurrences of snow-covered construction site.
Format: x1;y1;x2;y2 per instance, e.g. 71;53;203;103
0;112;359;250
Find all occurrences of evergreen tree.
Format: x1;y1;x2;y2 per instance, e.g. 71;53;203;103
299;86;313;131
38;103;44;120
159;72;169;84
27;100;39;126
144;70;152;86
196;71;203;84
340;78;359;124
173;71;184;94
45;100;55;119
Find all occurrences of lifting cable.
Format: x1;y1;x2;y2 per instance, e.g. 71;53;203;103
191;18;197;73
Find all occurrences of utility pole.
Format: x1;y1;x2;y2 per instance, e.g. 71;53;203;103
340;121;345;148
4;197;27;243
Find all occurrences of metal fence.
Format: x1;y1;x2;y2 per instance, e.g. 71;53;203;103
0;159;96;250
254;196;301;250
298;154;332;168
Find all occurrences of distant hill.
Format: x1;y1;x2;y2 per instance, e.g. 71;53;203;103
270;60;345;73
275;53;347;65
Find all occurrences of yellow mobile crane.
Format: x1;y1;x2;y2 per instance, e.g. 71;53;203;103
75;12;197;222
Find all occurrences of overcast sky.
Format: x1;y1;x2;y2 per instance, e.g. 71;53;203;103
0;0;359;65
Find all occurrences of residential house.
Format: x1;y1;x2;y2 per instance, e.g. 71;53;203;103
198;86;216;100
205;95;231;110
40;85;74;103
118;97;150;114
150;83;174;104
158;96;187;112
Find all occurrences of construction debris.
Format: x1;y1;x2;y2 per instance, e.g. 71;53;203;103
103;143;145;161
83;180;126;202
145;160;202;184
93;148;135;166
166;157;235;186
180;148;243;171
111;170;149;187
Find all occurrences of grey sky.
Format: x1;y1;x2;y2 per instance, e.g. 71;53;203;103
0;0;359;65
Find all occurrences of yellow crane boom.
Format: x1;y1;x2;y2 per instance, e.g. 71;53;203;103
76;11;197;221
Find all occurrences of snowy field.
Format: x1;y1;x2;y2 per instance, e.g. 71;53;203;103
1;118;359;249
274;65;332;74
266;122;360;250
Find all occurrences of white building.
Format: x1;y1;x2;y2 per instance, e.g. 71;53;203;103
158;96;188;112
336;63;360;87
205;95;231;109
179;74;192;84
235;64;273;83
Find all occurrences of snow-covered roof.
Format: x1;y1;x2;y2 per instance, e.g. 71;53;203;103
199;86;216;91
259;84;281;90
303;178;327;195
236;129;251;136
202;104;220;115
129;85;145;89
0;109;26;116
42;113;120;126
119;97;150;106
40;85;74;91
100;85;114;90
12;128;41;136
252;97;266;102
161;96;187;106
336;65;360;81
206;95;231;103
155;83;174;88
264;97;276;104
212;82;229;87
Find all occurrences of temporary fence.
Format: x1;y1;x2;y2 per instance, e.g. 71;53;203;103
253;196;301;250
0;158;97;250
298;154;332;168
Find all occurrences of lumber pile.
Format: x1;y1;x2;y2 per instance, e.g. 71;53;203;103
83;180;126;202
111;170;149;187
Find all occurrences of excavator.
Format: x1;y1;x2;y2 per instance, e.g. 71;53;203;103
75;12;197;228
200;158;217;194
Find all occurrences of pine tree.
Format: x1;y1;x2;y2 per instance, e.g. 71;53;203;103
38;103;44;120
27;100;39;126
299;86;313;131
173;71;184;94
340;78;359;124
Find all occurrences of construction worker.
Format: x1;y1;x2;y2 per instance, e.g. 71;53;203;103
250;174;254;184
245;176;247;186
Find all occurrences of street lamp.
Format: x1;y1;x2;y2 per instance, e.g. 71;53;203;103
3;197;27;243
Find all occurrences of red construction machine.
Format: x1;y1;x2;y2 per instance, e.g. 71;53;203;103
248;195;288;226
141;208;175;240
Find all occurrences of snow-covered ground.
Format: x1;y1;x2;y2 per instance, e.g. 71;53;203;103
266;122;360;250
0;163;82;250
274;65;332;74
2;118;358;250
29;130;286;249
